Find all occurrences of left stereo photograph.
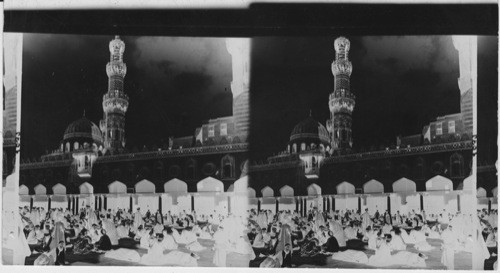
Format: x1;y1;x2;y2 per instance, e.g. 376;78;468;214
2;33;253;267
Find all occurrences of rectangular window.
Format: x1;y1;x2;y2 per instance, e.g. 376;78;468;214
448;120;455;134
220;123;227;136
436;122;443;136
208;125;215;137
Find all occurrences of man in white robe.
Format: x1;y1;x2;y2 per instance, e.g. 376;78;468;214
134;208;144;230
361;209;372;231
213;226;228;267
441;225;457;270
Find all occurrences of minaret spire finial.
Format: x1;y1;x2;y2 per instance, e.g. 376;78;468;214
309;109;312;117
83;109;86;117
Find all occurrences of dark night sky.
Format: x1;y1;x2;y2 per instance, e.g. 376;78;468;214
18;34;498;165
21;34;233;159
249;36;498;164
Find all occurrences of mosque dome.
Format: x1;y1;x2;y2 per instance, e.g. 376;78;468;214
63;116;103;145
290;116;330;145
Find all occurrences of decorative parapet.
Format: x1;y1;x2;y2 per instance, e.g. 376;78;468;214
249;141;472;172
323;140;472;164
21;143;249;170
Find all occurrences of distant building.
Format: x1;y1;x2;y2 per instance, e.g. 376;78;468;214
249;37;473;215
18;36;250;215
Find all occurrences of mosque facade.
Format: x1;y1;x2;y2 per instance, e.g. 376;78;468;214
248;37;492;216
17;36;251;216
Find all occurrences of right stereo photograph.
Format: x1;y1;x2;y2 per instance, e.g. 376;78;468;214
246;35;497;270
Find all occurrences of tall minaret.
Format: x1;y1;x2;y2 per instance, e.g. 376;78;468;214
326;37;355;153
226;38;251;137
100;36;129;153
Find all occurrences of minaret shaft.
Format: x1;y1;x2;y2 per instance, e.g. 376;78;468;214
100;36;129;153
326;37;355;153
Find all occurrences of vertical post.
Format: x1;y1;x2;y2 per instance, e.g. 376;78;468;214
420;194;424;211
191;194;195;212
323;197;326;212
98;195;102;212
457;194;461;212
227;195;231;214
488;198;492;213
129;195;133;212
332;195;336;212
159;195;162;215
48;196;52;210
76;197;79;213
67;196;71;210
295;198;299;213
275;198;279;213
30;196;34;211
357;196;361;213
104;195;107;211
387;195;391;215
95;196;98;211
257;198;261;212
304;198;307;217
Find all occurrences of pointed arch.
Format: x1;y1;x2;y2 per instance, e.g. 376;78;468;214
135;179;156;193
247;187;256;198
307;183;322;196
477;187;487;198
450;153;464;177
79;182;94;194
233;176;248;193
197;176;224;192
392;177;416;193
425;175;453;191
261;186;274;197
336;181;355;194
34;184;47;195
461;175;474;191
279;185;294;197
221;154;235;179
19;184;29;195
363;179;384;193
108;181;127;193
52;183;67;195
164;178;188;193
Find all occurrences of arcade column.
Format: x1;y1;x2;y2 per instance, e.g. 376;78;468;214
420;193;424;212
257;198;261;211
275;198;279;213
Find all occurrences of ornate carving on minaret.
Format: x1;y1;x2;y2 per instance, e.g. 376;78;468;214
326;37;356;153
100;36;129;154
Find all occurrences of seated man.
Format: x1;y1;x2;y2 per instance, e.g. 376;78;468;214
252;228;267;257
26;225;39;246
95;229;112;251
34;231;52;253
322;231;340;253
389;228;407;251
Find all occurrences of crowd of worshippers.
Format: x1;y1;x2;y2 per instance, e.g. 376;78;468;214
479;209;498;270
246;207;491;269
19;206;253;266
